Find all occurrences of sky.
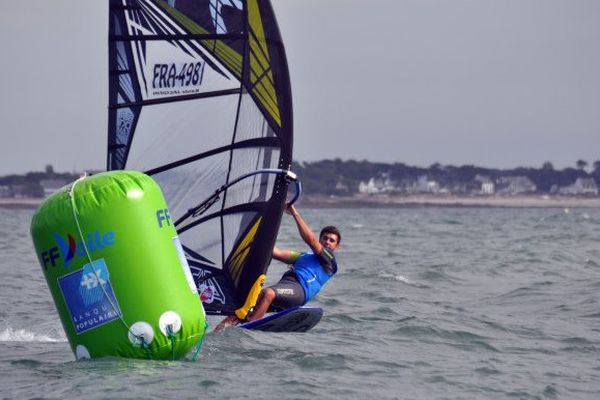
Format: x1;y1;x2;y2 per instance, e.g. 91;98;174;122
1;0;599;175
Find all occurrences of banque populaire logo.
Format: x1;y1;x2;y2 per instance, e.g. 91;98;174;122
41;230;116;270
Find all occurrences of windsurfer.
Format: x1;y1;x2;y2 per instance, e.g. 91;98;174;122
215;204;341;331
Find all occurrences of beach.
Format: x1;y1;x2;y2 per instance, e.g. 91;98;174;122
298;194;600;208
0;198;44;209
4;194;600;210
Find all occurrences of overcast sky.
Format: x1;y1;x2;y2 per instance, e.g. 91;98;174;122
1;0;599;175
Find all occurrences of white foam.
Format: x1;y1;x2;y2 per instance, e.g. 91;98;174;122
0;327;66;343
393;275;415;285
379;272;417;286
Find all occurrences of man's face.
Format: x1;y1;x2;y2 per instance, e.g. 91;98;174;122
319;232;340;250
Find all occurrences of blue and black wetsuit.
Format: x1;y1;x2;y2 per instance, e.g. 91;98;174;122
269;248;338;311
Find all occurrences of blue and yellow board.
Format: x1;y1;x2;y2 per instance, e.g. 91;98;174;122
240;307;323;332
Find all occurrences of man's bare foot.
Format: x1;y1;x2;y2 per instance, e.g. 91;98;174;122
214;315;241;332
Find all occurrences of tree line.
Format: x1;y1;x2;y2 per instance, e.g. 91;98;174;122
0;165;79;197
1;161;599;197
292;159;600;195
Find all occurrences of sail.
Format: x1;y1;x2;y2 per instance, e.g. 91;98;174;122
107;0;293;318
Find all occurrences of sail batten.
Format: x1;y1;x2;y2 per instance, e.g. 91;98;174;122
108;0;293;317
110;33;245;41
144;137;280;176
110;88;241;109
177;201;269;233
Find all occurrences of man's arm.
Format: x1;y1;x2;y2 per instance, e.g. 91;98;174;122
286;205;323;255
272;246;300;264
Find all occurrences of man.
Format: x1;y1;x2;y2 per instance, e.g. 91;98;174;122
215;204;340;331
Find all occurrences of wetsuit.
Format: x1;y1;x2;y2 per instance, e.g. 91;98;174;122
269;247;338;310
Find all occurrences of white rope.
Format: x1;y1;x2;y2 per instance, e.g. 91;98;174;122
67;175;145;349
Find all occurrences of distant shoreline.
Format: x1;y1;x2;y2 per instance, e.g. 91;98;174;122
0;198;43;209
3;194;600;210
298;194;600;208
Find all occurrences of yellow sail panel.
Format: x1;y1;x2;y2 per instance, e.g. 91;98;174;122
228;217;262;285
230;247;250;284
249;60;279;114
157;1;243;76
156;0;280;126
250;74;280;125
248;0;281;126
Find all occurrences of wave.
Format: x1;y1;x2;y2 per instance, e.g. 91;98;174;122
378;272;425;287
0;327;66;343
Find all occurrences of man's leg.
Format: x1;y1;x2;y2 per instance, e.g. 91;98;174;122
214;287;276;331
248;288;276;321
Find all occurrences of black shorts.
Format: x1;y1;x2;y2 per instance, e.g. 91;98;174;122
268;272;305;311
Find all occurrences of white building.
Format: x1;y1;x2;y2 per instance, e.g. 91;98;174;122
358;176;398;194
359;178;385;194
496;176;537;195
559;178;598;195
335;180;349;193
0;185;10;198
481;181;495;195
40;179;67;197
414;175;440;194
475;175;495;195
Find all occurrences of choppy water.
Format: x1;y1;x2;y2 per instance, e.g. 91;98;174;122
1;206;599;399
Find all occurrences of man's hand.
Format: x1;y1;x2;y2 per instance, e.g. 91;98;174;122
285;204;297;216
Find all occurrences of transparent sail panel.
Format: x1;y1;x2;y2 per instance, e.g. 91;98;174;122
236;91;278;142
225;150;279;206
180;215;222;265
125;95;239;172
149;154;230;222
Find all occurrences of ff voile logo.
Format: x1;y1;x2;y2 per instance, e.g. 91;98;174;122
40;230;116;270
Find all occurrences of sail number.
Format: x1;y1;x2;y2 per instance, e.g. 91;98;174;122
152;62;204;89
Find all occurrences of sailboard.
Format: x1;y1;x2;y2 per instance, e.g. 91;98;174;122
240;306;323;332
107;0;295;320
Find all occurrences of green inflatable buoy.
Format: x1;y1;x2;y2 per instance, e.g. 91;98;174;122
30;171;206;360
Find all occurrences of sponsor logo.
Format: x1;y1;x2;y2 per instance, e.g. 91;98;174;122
157;209;172;228
199;283;215;303
58;259;122;334
41;230;116;269
190;266;226;305
276;288;294;295
41;247;61;270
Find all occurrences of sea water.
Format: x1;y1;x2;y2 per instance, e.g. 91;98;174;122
1;206;599;399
